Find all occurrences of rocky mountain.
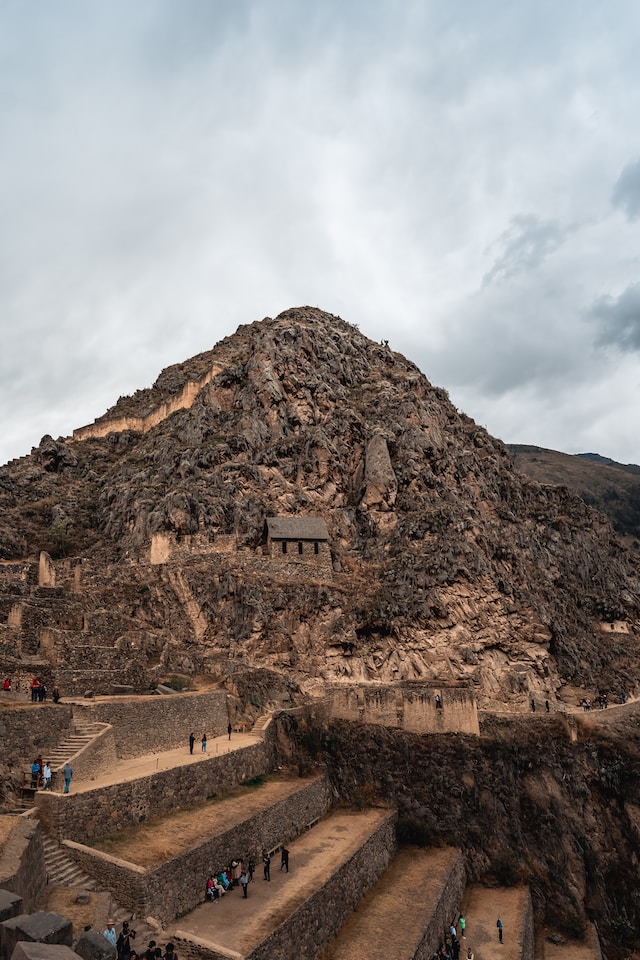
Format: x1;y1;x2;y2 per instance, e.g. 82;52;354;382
509;444;640;544
1;307;639;706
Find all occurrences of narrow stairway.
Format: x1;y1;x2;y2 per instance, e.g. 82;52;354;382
42;836;159;944
46;722;106;769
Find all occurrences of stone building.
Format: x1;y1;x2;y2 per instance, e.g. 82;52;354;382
265;517;330;570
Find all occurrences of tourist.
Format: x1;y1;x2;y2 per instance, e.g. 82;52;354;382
248;856;255;881
117;921;135;959
189;732;195;755
263;851;271;881
201;732;207;753
530;699;536;712
63;761;73;794
163;942;178;960
466;949;474;960
144;941;157;959
52;685;60;704
206;875;217;902
227;722;232;740
231;859;241;886
459;915;466;939
280;847;289;872
30;758;41;790
43;762;51;790
2;678;11;692
31;677;39;702
103;919;117;947
241;869;249;897
497;917;503;943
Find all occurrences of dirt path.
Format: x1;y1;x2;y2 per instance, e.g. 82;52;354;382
59;731;259;794
461;885;530;960
174;808;391;954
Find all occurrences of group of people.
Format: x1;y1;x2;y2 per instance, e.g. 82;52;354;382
188;723;234;755
205;847;290;903
206;857;253;901
433;916;467;960
30;756;51;790
103;919;178;959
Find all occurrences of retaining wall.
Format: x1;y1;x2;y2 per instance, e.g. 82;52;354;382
413;850;466;960
63;775;333;925
50;724;116;789
0;818;45;912
71;689;230;758
35;739;273;842
0;704;73;773
173;810;398;960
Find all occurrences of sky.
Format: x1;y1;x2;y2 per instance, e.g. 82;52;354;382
2;0;640;466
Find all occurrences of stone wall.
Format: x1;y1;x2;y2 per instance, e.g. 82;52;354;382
35;740;273;842
329;683;480;735
63;775;333;925
520;886;534;960
173;811;398;960
0;817;45;912
71;689;230;757
414;850;466;960
0;703;73;772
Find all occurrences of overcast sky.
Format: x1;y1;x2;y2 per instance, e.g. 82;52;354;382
2;0;640;467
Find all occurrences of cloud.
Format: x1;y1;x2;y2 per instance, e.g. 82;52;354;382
483;214;570;285
612;160;640;221
590;283;640;351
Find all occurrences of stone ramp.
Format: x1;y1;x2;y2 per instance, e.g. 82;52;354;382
461;884;534;960
319;846;465;960
173;807;396;960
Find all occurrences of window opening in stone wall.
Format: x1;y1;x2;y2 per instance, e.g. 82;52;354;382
282;542;287;554
314;542;319;555
298;542;303;555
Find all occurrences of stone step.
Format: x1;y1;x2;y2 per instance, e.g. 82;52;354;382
321;846;466;960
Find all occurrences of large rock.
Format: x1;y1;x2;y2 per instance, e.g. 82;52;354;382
0;913;72;960
0;892;22;925
10;947;80;960
73;930;116;960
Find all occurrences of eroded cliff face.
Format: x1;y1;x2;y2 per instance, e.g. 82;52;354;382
275;704;640;953
0;307;639;705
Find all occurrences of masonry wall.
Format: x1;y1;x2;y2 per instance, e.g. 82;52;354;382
414;850;466;960
0;817;45;912
50;724;116;789
35;740;273;841
0;703;73;772
173;811;398;960
71;689;230;757
329;684;480;735
64;775;333;925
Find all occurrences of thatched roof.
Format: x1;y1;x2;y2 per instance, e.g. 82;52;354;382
266;517;329;541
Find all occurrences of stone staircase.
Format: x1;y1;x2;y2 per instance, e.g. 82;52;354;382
250;713;272;738
42;836;97;891
42;836;158;945
45;722;105;769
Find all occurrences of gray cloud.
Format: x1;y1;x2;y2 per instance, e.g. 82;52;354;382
612;161;640;222
483;215;569;285
590;283;640;351
2;1;640;466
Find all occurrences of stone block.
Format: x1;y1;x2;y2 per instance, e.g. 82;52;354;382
1;912;72;960
73;930;116;960
10;946;80;960
0;892;22;924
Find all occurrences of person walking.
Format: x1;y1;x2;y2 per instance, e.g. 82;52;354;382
227;722;232;741
497;917;503;943
201;733;207;753
43;762;51;790
263;852;271;881
189;732;195;755
459;915;466;939
241;870;249;897
280;847;289;872
63;761;73;794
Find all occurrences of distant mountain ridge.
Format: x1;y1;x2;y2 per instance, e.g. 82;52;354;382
509;444;640;542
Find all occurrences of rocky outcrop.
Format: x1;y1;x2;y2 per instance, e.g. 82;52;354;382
0;307;639;706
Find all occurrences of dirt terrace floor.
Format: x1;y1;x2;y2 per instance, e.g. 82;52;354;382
89;771;323;866
173;807;392;955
